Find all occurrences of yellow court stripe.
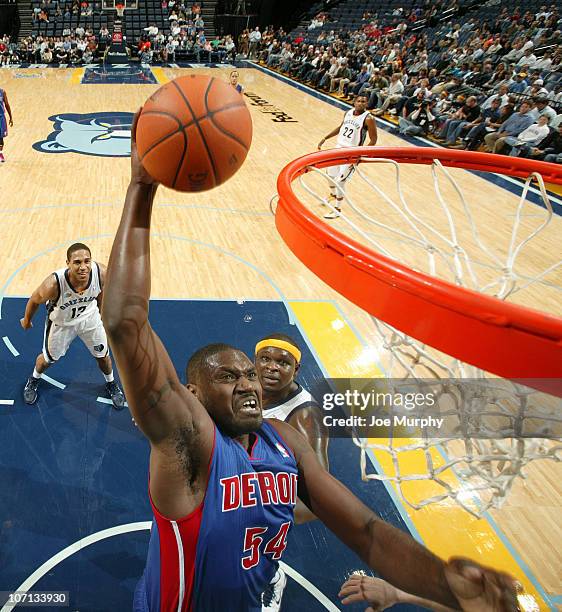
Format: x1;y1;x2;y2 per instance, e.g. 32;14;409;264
69;68;84;84
289;300;548;610
151;67;169;84
545;182;562;197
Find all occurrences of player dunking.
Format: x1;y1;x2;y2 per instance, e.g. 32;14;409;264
0;86;14;163
102;111;518;612
255;333;329;611
317;94;377;219
21;243;125;409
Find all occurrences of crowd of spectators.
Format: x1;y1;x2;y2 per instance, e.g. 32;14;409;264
32;0;102;23
254;2;562;163
3;31;103;64
3;0;562;162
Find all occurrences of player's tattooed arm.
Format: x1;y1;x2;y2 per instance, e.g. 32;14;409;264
103;110;215;456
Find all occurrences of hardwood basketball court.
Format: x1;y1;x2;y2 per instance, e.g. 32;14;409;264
0;64;560;610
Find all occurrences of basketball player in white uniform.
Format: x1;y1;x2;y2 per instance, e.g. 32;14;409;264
317;94;377;219
255;333;329;612
20;243;125;409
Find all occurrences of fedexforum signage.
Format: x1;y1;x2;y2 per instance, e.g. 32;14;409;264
243;92;298;123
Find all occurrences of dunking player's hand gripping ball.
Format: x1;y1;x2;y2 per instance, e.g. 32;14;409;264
136;75;252;192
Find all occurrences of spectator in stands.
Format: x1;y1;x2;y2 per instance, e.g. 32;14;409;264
531;97;557;124
341;64;371;99
454;98;503;150
508;72;529;93
507;115;552;156
523;78;549;98
359;69;389;107
266;41;286;67
194;15;204;31
398;90;435;136
224;35;236;62
55;45;69;64
484;101;534;153
248;27;261;59
537;124;562;163
516;47;537;70
329;58;352;94
534;50;553;72
82;47;94;63
436;95;480;145
199;38;212;63
163;37;176;63
482;84;510;110
308;53;330;86
238;29;249;58
144;23;158;38
41;45;53;63
318;57;338;90
373;73;404;116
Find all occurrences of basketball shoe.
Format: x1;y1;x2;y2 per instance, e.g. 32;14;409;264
23;376;40;404
0;153;5;163
261;567;287;612
324;206;341;219
106;381;125;410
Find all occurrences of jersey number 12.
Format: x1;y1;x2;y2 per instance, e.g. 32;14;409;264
70;305;87;319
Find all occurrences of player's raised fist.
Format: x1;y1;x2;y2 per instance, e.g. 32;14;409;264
445;557;519;612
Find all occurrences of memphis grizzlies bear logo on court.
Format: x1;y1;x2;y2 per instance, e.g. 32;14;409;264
33;112;133;157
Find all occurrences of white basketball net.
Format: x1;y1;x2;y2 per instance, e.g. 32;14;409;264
291;155;562;517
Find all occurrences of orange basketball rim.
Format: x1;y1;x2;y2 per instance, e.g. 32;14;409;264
275;147;562;396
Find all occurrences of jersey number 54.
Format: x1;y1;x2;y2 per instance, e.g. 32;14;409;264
241;521;291;570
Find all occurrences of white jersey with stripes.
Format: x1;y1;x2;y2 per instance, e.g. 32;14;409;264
47;263;102;327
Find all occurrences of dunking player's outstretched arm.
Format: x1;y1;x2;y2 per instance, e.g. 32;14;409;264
102;110;215;518
269;419;518;612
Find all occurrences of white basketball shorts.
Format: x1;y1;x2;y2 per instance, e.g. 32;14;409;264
326;162;356;197
42;313;109;363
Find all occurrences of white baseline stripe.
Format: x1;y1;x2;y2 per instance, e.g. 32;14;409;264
0;400;15;405
2;336;19;357
1;522;338;611
279;562;340;611
41;375;66;390
0;522;152;612
96;397;129;407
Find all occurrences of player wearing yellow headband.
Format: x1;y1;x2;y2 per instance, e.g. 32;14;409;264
254;333;329;521
255;333;329;612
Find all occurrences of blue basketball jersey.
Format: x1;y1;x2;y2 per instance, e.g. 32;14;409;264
134;421;297;612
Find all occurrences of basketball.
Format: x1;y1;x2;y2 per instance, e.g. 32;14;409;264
136;75;252;192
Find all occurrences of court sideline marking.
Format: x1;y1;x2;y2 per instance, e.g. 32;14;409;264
0;522;338;612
